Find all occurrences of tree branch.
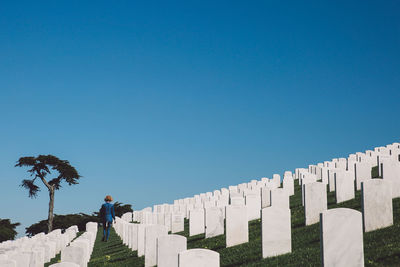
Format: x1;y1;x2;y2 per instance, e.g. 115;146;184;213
36;169;51;190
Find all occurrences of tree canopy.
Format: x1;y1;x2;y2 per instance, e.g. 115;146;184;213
16;154;81;233
16;155;81;197
0;218;20;242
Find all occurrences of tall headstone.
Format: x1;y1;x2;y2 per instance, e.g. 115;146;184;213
270;188;289;209
137;224;147;257
205;207;224;238
129;223;138;251
261;187;271;208
178;249;220;267
145;225;168;267
189;209;205;236
171;213;184;233
361;179;393;232
320;208;364;267
283;176;294;196
334;170;355;203
157;234;187;267
226;205;248;247
382;160;400;198
245;194;261;221
355;162;372;190
304;182;327;225
261;207;291;258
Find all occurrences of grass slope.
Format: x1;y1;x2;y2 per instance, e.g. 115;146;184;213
88;182;400;266
88;227;144;266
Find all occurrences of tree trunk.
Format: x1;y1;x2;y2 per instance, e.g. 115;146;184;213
47;187;55;233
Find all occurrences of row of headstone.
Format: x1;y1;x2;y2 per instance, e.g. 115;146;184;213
296;143;399;266
0;225;79;267
126;141;398;266
114;217;220;267
49;222;97;267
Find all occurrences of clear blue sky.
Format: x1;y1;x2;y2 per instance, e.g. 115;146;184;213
1;0;399;236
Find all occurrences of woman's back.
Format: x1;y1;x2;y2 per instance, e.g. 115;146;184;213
101;202;115;222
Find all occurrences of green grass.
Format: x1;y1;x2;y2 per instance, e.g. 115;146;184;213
88;227;144;267
87;181;400;266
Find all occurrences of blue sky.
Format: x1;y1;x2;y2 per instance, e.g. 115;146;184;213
1;0;399;236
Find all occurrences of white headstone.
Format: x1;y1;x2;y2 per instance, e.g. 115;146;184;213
362;179;393;232
335;170;355;203
171;213;184;233
355;162;372;190
157;234;187;267
205;207;224;238
230;197;245;206
129;223;138;251
178;248;220;267
225;205;248;247
189;209;205;236
320;208;364;267
283;176;294;196
261;187;271;208
261;207;291;258
0;259;16;267
270;188;289;209
304;182;327;225
144;225;168;267
61;246;86;267
245;194;261;221
382;160;400;198
137;224;147;257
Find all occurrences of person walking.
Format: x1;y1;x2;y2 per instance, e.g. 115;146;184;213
100;195;115;242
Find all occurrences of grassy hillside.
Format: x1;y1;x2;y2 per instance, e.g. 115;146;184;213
88;181;400;266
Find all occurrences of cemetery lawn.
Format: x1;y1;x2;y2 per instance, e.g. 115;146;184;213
89;182;400;266
88;227;144;267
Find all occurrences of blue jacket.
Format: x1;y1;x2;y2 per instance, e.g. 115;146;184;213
100;202;115;222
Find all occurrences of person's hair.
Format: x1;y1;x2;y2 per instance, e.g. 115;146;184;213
104;195;113;202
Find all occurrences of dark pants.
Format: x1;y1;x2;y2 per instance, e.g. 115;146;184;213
102;220;112;240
